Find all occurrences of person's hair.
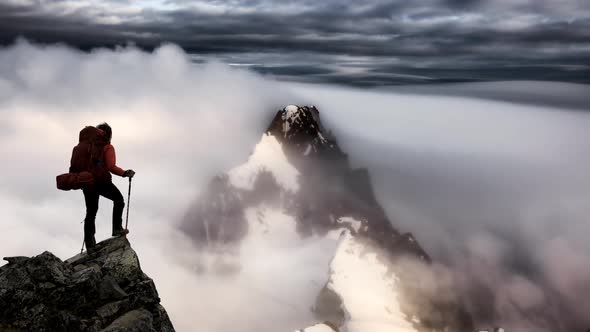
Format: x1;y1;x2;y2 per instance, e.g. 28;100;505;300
97;122;112;141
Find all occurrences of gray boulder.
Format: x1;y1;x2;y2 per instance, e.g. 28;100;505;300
0;236;175;332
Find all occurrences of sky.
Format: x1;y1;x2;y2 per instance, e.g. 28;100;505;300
0;2;589;331
1;0;590;85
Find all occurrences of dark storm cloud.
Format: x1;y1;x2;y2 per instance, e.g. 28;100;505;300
1;0;589;85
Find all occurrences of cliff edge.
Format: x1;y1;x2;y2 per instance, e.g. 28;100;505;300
0;236;175;332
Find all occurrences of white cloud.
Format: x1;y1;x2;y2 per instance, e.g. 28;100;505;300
287;81;590;331
1;40;590;331
0;40;333;332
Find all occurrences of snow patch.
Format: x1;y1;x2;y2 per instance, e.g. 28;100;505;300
282;104;302;134
303;143;313;156
296;323;336;332
285;104;299;114
228;134;300;192
336;217;363;233
327;231;419;332
325;228;348;240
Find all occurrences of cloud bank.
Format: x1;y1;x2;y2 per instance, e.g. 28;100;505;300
289;83;590;331
0;40;319;332
1;41;590;332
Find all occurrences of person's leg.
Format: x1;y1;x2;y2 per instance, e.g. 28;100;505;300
82;186;99;248
98;181;126;235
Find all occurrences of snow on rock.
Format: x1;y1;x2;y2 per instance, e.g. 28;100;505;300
327;231;419;332
285;105;300;118
303;143;313;156
295;323;338;332
265;105;333;158
285;104;300;113
282;105;302;134
228;133;300;192
325;228;347;240
336;217;363;233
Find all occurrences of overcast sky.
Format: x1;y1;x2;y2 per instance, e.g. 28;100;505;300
1;0;589;86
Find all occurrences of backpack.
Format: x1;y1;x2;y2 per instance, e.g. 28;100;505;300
56;126;111;191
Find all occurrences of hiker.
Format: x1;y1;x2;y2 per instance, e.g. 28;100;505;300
70;123;135;250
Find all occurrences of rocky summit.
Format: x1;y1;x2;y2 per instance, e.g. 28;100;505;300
0;236;175;332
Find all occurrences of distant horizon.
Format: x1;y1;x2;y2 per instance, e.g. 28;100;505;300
1;0;589;86
3;37;590;87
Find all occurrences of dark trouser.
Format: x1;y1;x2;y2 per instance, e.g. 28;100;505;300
82;181;125;247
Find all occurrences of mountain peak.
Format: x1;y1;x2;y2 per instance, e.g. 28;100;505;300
181;105;473;332
266;105;334;157
0;237;175;332
275;105;323;137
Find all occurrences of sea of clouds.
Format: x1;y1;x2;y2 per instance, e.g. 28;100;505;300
1;40;589;332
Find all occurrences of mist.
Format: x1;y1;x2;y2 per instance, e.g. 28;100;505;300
288;83;590;331
1;40;589;331
0;40;319;331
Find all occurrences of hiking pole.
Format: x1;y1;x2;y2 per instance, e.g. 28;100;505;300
80;220;85;253
125;177;132;234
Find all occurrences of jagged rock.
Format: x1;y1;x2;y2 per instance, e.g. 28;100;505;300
313;286;345;326
96;300;127;320
99;309;153;332
99;276;128;301
2;257;29;265
0;236;175;332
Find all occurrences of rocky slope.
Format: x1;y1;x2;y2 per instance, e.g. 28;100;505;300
182;105;473;332
0;236;175;332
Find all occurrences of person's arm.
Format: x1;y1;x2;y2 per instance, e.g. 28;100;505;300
103;144;126;177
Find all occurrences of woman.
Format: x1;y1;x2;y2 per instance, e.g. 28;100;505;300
82;122;135;250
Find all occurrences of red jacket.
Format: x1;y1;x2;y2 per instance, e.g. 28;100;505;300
103;144;126;177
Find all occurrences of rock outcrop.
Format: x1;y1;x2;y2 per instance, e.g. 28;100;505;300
0;236;175;332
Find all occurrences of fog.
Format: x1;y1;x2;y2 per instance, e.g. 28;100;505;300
0;40;315;331
1;40;589;331
288;83;590;331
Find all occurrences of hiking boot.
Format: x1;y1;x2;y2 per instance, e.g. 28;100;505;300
112;229;129;237
85;237;96;253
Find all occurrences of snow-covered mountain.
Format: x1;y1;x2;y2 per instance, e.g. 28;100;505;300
181;105;473;332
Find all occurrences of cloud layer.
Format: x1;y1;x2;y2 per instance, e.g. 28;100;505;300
1;0;589;85
289;82;590;331
0;40;333;332
1;41;590;332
